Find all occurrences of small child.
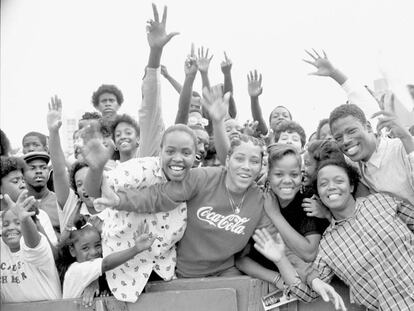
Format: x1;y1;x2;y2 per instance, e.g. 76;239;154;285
272;120;306;151
62;217;156;299
1;190;61;303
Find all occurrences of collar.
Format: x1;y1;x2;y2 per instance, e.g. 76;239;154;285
329;199;361;228
361;136;386;169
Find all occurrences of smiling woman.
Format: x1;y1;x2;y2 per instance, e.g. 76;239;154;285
93;134;277;279
284;159;414;310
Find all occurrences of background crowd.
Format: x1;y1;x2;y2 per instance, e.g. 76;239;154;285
1;3;414;311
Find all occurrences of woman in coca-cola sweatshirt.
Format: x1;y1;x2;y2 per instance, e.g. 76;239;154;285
95;133;275;278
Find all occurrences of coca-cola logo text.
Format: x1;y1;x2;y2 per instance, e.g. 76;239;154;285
196;206;250;235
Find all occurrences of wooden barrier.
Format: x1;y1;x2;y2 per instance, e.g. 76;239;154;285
1;277;367;311
1;288;238;311
146;276;267;311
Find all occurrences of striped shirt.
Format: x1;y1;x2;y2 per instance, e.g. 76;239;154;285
288;193;414;310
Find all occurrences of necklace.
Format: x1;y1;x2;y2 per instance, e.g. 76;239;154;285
225;184;247;214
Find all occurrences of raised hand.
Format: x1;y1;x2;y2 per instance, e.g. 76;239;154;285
80;123;114;170
311;278;347;311
303;49;336;77
372;109;411;140
47;95;63;132
133;221;157;253
221;52;232;75
3;190;37;221
197;46;213;73
184;43;198;77
146;4;179;49
201;86;230;122
253;229;285;263
247;70;263;97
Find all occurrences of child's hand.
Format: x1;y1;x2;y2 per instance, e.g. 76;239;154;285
160;65;169;78
221;52;232;75
133;221;157;253
82;279;99;307
302;195;331;220
372;110;412;140
311;278;347;311
3;190;37;221
47;95;63;132
253;229;285;263
247;70;263;97
303;49;336;77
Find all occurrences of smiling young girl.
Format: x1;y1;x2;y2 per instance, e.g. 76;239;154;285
1;190;61;303
62;217;156;299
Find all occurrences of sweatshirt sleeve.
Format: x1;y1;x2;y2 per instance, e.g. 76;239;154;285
138;67;164;157
117;168;205;213
20;233;55;271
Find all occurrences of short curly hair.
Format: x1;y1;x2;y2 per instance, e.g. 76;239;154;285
307;140;344;164
228;134;265;160
22;131;48;148
316;118;329;140
268;105;292;124
69;161;89;196
0;156;25;186
329;104;367;129
314;158;360;197
267;144;301;172
273;120;306;147
111;114;140;140
91;84;124;108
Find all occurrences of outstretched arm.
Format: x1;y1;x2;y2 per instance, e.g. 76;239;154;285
161;65;183;94
4;191;41;249
253;228;345;310
175;44;198;124
303;49;347;85
201;86;231;165
140;4;179;157
47;95;70;209
146;4;179;69
94;168;203;213
82;126;114;198
102;221;157;272
248;70;268;136
303;49;377;118
221;52;237;118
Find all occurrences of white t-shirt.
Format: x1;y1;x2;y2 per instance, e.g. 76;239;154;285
62;258;103;298
0;210;57;247
0;233;61;303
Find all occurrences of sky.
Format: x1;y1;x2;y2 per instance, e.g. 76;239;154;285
1;0;414;151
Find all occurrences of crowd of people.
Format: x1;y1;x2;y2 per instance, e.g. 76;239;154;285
1;4;413;311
